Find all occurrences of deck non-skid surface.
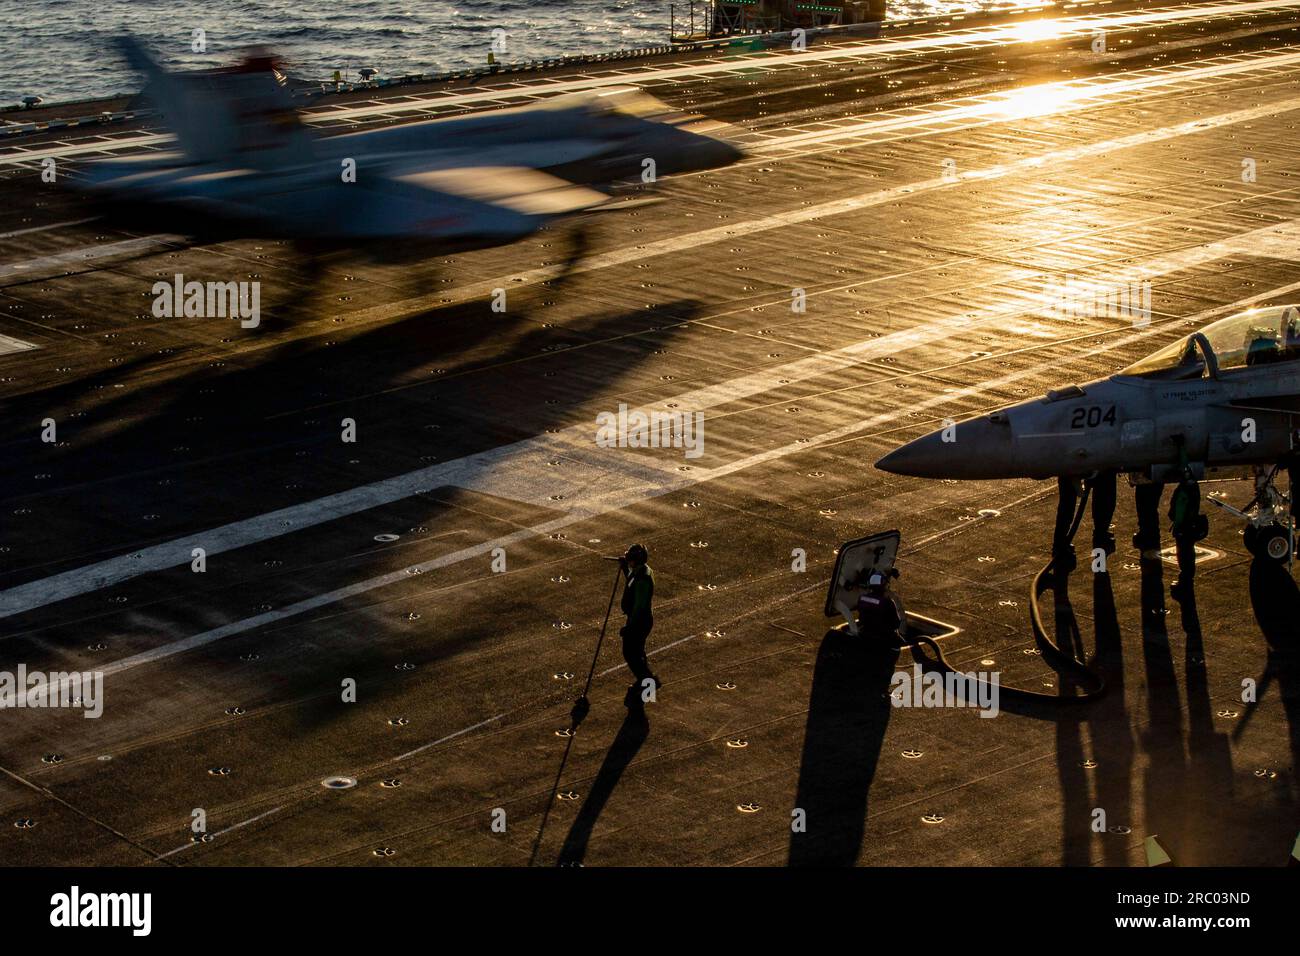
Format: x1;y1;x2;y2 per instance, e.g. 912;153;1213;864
1;0;1298;866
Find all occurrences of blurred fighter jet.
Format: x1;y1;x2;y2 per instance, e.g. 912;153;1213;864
72;38;742;256
877;306;1300;561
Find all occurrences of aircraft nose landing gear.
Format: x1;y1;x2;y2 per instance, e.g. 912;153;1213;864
1244;523;1292;562
1210;464;1294;565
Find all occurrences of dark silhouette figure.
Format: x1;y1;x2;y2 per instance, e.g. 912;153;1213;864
1088;470;1118;556
1053;471;1117;570
618;544;659;696
1133;481;1165;558
855;569;905;646
1052;477;1082;570
1248;557;1300;657
1168;466;1205;603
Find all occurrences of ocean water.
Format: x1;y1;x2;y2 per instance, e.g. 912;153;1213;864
0;0;1047;105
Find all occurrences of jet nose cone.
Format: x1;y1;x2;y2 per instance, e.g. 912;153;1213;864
655;128;744;173
875;416;1018;479
875;431;952;478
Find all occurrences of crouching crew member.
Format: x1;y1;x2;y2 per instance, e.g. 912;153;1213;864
856;569;906;647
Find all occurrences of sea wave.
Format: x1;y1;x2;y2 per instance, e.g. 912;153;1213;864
0;0;1045;104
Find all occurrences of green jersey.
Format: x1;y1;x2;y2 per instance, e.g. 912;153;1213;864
621;565;654;631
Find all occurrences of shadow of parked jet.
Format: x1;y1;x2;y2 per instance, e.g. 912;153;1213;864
0;282;701;757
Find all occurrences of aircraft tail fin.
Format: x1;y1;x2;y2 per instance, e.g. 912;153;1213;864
117;36;316;169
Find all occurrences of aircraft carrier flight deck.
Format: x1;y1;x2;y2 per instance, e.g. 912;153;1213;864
2;0;1299;868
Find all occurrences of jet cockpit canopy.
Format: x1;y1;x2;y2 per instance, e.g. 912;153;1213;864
1121;305;1300;379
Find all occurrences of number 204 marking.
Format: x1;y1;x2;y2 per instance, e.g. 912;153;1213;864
1070;405;1117;429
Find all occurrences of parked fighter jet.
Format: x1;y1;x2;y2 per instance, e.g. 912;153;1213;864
70;38;742;255
876;305;1300;561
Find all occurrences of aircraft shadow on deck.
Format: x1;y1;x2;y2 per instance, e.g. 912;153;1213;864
0;286;702;549
0;289;703;732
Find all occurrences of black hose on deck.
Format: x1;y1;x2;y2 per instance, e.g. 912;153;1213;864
904;484;1107;704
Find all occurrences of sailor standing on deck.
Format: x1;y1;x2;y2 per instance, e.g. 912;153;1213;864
1168;443;1207;602
1052;471;1118;572
1133;478;1166;561
618;544;660;703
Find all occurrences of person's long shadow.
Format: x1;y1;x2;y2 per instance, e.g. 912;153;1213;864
1171;575;1237;864
1052;569;1092;865
788;627;898;866
1247;558;1300;801
556;707;650;865
1053;566;1137;865
1137;558;1189;861
1086;568;1135;866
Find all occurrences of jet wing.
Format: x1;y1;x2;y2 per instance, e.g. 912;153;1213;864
266;166;608;242
305;177;536;242
391;166;610;217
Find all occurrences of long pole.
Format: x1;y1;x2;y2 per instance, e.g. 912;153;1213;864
527;562;624;866
575;563;624;712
